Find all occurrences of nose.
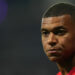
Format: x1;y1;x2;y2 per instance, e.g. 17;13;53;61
47;32;57;46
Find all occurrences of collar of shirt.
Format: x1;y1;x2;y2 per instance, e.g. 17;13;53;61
57;67;75;75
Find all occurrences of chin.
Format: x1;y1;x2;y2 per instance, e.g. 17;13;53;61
48;56;60;62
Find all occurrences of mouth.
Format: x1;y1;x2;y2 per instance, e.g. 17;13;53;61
47;50;57;53
47;48;61;54
46;48;62;60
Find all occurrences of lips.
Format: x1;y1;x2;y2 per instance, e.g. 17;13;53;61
48;50;57;53
47;48;61;54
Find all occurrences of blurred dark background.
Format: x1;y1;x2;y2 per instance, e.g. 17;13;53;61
0;0;74;75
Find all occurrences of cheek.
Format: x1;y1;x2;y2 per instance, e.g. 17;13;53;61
58;36;75;58
58;36;68;45
59;35;74;49
42;40;46;49
42;37;47;45
59;33;71;43
42;38;48;51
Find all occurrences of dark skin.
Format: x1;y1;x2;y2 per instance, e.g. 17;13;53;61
41;14;75;75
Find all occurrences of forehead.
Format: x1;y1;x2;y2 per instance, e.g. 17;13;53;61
41;14;74;30
42;16;63;24
42;14;72;25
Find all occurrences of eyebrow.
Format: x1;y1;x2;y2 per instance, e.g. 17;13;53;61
53;26;66;31
41;26;66;32
41;28;46;31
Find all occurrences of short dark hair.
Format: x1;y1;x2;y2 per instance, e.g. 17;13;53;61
42;3;75;20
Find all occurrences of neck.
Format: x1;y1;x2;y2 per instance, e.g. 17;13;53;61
56;55;75;75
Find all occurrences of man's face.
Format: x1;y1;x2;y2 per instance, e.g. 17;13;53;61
41;14;75;62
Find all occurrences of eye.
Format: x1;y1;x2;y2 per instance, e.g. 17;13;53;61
54;28;67;35
41;30;49;36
